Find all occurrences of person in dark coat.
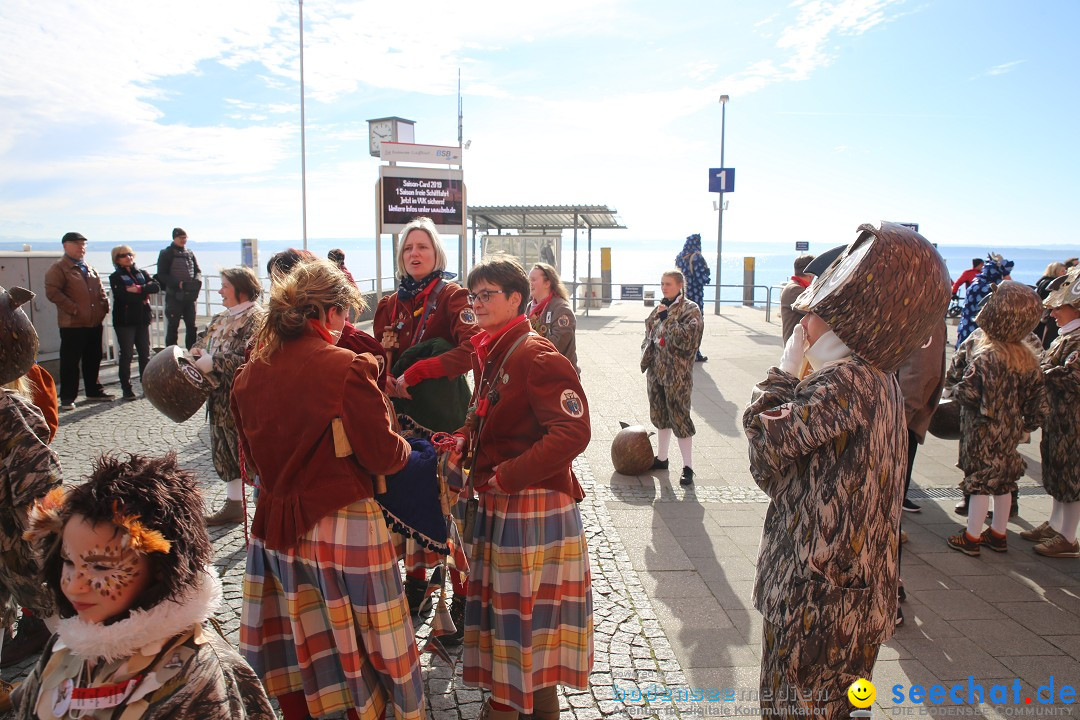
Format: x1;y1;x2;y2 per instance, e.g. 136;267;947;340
675;233;710;361
109;245;160;400
956;254;1012;348
155;227;202;349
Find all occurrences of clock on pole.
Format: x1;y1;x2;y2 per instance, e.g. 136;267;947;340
367;116;416;157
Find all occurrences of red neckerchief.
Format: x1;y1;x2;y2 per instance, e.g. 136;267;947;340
470;314;528;367
528;294;554;318
307;318;334;344
791;275;811;289
390;276;442;324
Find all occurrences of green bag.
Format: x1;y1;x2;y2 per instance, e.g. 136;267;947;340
391;337;471;434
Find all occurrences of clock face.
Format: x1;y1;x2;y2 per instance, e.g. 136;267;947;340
370;120;393;156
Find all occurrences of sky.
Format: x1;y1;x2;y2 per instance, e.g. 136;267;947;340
1;0;1078;254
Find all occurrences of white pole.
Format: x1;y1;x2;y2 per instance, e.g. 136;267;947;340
299;0;309;250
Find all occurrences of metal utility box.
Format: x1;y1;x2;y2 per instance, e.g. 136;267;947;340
0;251;64;363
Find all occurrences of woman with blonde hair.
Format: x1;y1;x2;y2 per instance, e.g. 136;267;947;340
231;259;425;720
108;244;159;400
190;266;263;525
372;216;478;633
641;269;703;485
527;262;578;373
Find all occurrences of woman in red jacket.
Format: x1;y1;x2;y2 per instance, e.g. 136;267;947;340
459;255;592;720
373;217;479;632
230;259;424;720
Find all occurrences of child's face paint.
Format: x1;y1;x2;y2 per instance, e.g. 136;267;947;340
60;515;152;624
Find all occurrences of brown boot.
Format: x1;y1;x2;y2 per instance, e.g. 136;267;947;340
479;700;519;720
532;686;561;720
205;499;244;525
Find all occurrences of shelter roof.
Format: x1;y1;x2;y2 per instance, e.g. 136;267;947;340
469;205;626;232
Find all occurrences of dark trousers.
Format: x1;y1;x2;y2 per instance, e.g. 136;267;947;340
58;325;104;403
165;301;197;349
114;324;151;391
899;428;919;568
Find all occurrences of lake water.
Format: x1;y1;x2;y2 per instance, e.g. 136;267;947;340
5;236;1075;312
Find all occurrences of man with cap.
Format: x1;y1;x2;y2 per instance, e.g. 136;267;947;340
744;223;950;719
156;227;202;349
44;232;112;409
779;254;815;342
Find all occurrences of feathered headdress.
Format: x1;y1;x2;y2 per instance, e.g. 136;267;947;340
25;487;173;558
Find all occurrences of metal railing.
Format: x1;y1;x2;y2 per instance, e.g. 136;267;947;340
568;282;780;323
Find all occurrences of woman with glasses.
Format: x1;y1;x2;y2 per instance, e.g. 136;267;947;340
372;217;479;635
108;245;160;400
458;255;592;720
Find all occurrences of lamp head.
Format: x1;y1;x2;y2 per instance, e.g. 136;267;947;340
719;94;730;104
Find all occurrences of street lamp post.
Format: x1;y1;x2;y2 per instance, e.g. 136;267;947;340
713;94;729;316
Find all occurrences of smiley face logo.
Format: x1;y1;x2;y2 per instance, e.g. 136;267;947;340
847;678;876;708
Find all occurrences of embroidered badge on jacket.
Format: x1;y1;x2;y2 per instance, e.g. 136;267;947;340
561;390;584;417
460;308;476;324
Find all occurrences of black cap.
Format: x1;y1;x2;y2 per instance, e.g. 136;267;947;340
803;245;845;277
172;227;187;239
61;232;87;245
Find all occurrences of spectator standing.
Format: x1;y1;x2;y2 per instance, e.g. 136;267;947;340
156;227;202;349
675;233;711;361
109;244;160;400
951;257;985;296
779;254;815;342
43;232;112;409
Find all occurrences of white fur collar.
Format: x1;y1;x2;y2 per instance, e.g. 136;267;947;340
55;569;222;663
805;330;853;371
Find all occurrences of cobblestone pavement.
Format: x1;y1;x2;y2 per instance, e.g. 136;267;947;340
7;303;1080;719
1;381;697;720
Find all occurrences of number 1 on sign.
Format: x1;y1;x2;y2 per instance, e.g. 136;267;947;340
716;171;726;191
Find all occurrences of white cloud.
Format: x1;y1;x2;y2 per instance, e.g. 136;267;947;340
981;60;1025;77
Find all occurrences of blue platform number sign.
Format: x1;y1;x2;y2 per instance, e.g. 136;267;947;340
708;168;736;193
795;241;809;252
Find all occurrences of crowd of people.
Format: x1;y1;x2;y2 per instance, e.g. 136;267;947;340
4;219;1078;719
1;220;595;719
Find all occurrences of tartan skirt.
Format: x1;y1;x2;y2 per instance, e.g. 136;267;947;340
463;488;593;714
241;499;426;720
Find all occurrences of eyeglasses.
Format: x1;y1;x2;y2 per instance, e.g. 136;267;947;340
117;253;134;258
467;289;507;304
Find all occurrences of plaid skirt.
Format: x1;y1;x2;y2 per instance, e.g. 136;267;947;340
241;499;425;720
463;488;593;714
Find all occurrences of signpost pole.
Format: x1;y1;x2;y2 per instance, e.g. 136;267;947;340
713;95;729;316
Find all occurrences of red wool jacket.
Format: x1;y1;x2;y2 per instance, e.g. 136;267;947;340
230;333;409;551
463;318;590;497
